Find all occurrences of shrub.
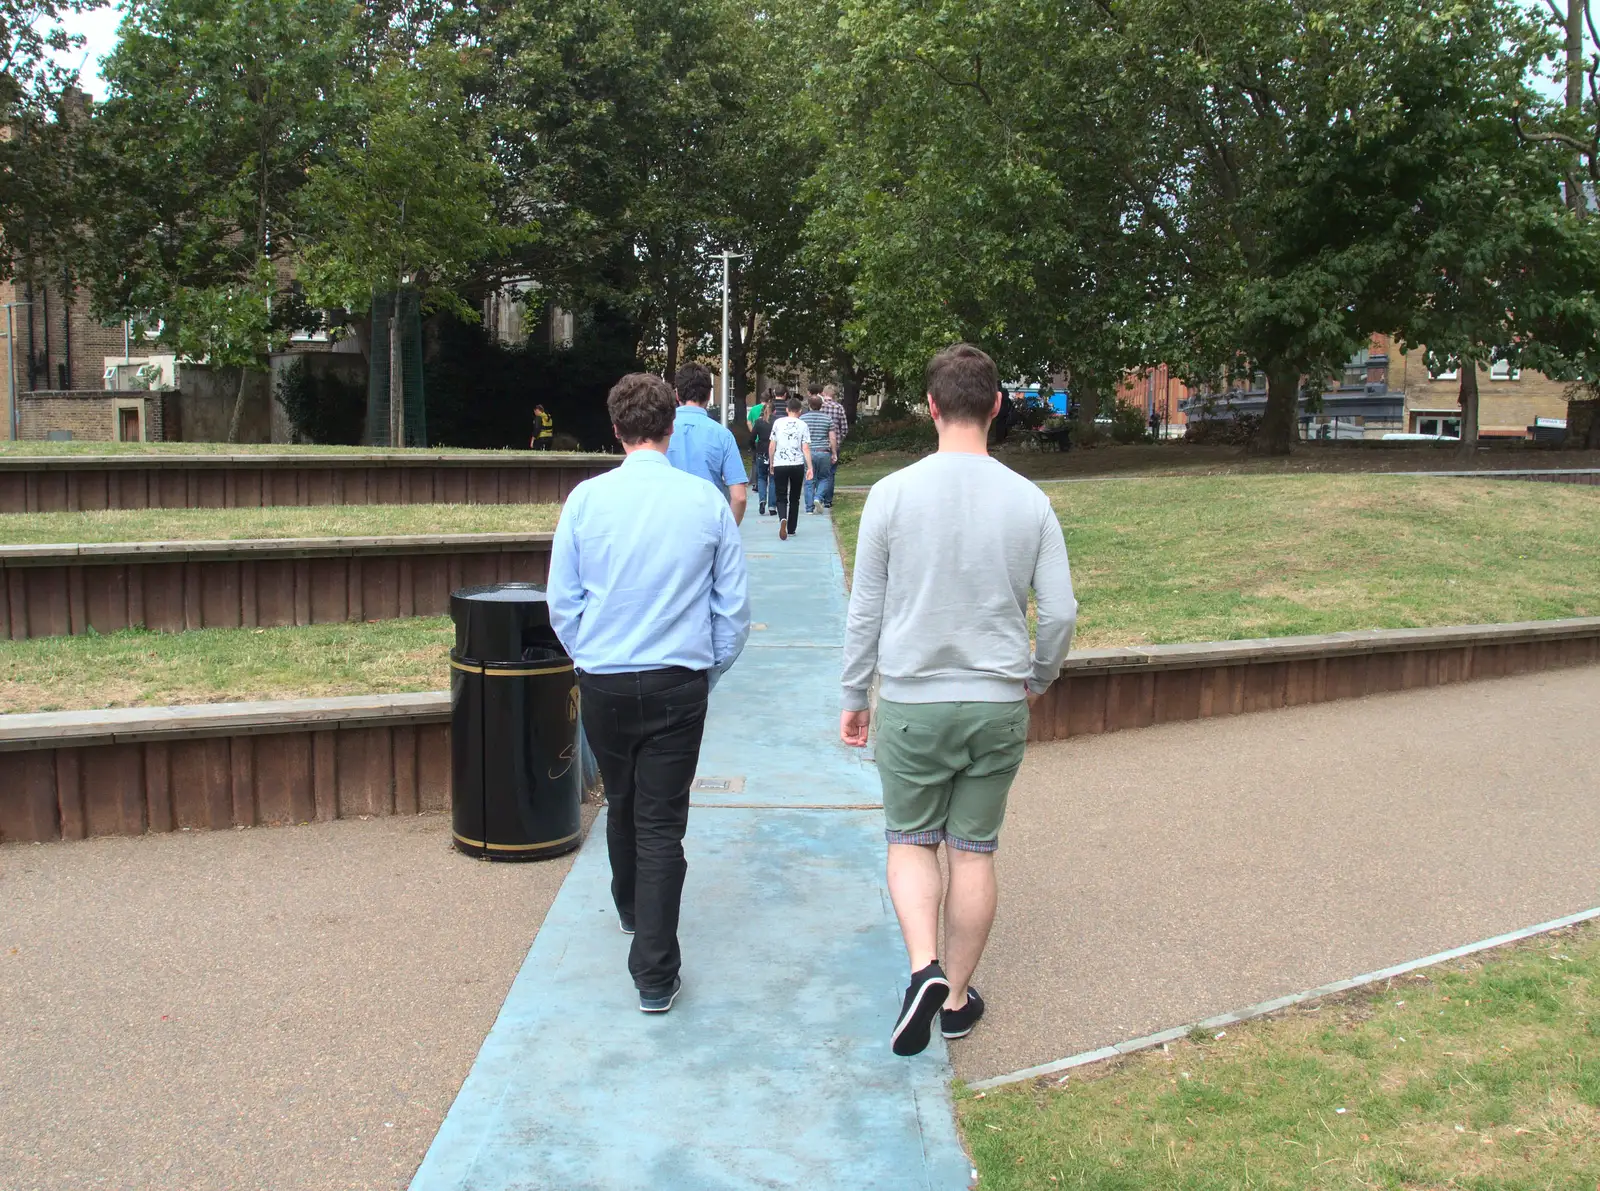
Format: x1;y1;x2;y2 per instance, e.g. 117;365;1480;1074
275;356;366;445
840;414;937;461
1109;401;1151;444
1186;413;1263;446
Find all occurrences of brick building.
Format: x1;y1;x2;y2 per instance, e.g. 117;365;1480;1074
1391;348;1571;439
0;272;160;442
1115;364;1193;436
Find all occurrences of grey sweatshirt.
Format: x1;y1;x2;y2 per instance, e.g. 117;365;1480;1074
841;452;1077;710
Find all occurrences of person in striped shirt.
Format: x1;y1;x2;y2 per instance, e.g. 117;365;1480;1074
800;393;838;513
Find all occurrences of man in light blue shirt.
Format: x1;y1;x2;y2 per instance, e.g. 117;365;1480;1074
548;372;749;1014
667;362;749;524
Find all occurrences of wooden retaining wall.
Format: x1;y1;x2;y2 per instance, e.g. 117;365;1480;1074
2;618;1596;844
0;452;618;512
0;696;450;843
0;533;552;639
1028;618;1600;743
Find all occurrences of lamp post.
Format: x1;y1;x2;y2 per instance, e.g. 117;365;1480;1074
718;251;745;428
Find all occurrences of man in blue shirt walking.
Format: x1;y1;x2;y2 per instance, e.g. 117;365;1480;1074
548;373;750;1013
667;362;750;524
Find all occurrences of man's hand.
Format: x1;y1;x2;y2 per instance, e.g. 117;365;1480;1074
1025;684;1043;708
840;708;871;747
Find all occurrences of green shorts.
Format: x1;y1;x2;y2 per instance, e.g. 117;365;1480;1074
874;699;1029;853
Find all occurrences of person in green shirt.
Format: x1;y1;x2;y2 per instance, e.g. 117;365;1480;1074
746;392;767;429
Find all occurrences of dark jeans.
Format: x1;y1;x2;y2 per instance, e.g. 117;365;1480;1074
578;667;710;993
753;453;772;508
773;463;805;532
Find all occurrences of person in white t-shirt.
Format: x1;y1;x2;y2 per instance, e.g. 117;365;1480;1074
767;396;813;540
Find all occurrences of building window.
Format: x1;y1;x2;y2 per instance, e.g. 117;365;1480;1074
1415;416;1461;437
1489;360;1519;381
1431;364;1459;381
1341;350;1370;389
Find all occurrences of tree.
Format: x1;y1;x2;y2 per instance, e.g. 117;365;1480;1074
804;0;1169;421
82;0;357;440
296;49;522;443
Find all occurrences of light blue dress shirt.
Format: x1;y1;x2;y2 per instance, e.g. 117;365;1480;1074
665;404;749;497
548;449;750;677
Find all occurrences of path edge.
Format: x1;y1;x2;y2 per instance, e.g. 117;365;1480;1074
966;904;1600;1091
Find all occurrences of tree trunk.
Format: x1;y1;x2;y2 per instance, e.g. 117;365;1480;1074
836;353;864;426
1073;375;1098;433
225;366;250;444
1255;363;1300;455
1456;363;1480;456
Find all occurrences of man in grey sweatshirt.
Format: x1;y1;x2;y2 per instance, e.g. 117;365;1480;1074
840;343;1077;1057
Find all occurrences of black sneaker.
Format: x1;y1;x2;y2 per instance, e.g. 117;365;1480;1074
940;988;985;1039
891;961;951;1056
618;913;636;936
758;503;767;516
639;977;681;1013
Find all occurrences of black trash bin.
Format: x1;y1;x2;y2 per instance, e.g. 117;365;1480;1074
450;583;582;860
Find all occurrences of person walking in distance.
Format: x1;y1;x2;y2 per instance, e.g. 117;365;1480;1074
548;373;751;1014
799;391;838;514
750;390;778;516
840;343;1076;1056
666;362;750;524
820;385;849;509
767;395;813;540
529;404;555;450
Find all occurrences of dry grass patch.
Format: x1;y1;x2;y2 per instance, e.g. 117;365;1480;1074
961;922;1600;1190
0;503;560;545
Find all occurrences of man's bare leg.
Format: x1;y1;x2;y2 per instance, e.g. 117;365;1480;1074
941;848;997;1009
886;842;943;970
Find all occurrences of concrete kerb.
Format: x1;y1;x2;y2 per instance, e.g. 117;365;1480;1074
966;905;1600;1092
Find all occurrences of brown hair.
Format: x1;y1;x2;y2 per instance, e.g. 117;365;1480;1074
785;396;803;414
608;373;676;443
808;394;823;410
926;343;999;425
674;362;714;406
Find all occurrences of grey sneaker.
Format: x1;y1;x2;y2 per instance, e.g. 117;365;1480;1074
639;977;682;1014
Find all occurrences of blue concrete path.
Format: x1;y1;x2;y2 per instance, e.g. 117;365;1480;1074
409;511;975;1190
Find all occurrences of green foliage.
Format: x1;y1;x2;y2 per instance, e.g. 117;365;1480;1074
838;415;938;462
1107;402;1151;445
273;356;366;445
296;50;523;321
424;309;641;451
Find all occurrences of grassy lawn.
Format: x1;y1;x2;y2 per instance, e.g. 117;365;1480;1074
0;619;453;713
0;441;608;458
834;444;1600;488
833;474;1600;648
0;503;560;545
960;922;1600;1191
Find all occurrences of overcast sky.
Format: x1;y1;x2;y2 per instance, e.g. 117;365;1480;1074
56;3;123;99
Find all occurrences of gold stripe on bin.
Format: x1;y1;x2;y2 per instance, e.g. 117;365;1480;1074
449;658;575;678
452;831;580;853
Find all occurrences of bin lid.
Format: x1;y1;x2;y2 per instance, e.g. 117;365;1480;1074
451;583;564;663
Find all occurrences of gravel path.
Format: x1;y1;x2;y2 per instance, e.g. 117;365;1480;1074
954;665;1600;1082
0;811;591;1191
